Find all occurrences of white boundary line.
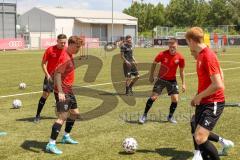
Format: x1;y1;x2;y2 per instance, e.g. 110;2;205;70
1;66;240;99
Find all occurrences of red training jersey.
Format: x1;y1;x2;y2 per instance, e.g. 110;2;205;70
154;50;185;80
54;51;75;94
197;47;225;103
42;45;65;75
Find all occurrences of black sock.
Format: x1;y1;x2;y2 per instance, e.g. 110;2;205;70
190;116;199;150
208;132;220;143
168;102;177;118
50;123;62;140
126;86;129;93
65;118;75;134
36;97;46;117
144;98;154;115
199;140;220;160
129;82;134;88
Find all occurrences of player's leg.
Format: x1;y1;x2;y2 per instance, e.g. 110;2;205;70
166;80;179;123
208;132;234;156
139;92;159;124
123;63;132;95
194;102;224;160
62;94;79;144
45;93;69;154
46;112;68;155
128;65;140;95
35;91;50;119
139;79;166;123
195;125;219;160
35;77;53;122
191;115;203;160
167;94;178;123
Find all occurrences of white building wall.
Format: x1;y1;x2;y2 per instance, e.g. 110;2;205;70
19;8;55;32
29;32;55;48
73;21;91;37
55;18;74;38
107;24;123;41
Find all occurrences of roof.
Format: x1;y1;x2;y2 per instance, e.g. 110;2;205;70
35;7;137;20
75;18;137;25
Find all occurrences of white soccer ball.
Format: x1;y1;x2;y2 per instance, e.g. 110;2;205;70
19;83;26;89
122;137;138;153
12;99;22;109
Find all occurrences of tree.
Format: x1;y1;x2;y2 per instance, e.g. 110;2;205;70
123;2;165;32
207;0;234;26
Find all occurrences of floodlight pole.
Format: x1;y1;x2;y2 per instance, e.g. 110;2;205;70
111;0;113;42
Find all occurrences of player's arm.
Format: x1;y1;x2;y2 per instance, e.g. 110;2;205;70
191;74;224;106
179;68;186;92
150;53;162;83
121;52;131;67
149;61;157;83
42;49;52;81
41;60;52;81
54;72;65;102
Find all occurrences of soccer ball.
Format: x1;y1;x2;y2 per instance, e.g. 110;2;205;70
12;99;22;109
122;137;138;153
19;83;26;89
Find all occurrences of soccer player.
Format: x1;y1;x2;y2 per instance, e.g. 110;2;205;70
213;32;219;54
34;34;67;123
186;27;226;160
139;38;186;124
189;49;234;160
221;34;227;54
121;35;139;95
45;36;81;155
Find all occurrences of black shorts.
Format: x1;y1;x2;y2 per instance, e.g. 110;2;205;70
43;77;54;92
152;78;179;95
54;92;78;112
123;62;139;78
195;102;224;131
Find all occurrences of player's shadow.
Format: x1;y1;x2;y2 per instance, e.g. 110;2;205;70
119;148;192;160
16;116;56;122
155;148;193;160
21;140;47;153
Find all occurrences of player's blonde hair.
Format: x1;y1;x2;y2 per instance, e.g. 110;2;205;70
185;27;204;43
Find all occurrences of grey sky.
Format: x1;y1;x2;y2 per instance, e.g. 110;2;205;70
12;0;170;14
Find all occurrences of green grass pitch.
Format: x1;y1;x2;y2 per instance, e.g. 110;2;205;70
0;47;239;160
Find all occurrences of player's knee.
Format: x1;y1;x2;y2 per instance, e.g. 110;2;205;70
150;96;157;101
194;131;208;145
171;95;178;102
57;112;68;122
70;109;80;119
55;118;65;125
42;91;50;99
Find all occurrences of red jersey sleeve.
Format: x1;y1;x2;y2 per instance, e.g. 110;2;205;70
42;47;51;63
179;55;185;68
204;54;220;76
154;52;163;63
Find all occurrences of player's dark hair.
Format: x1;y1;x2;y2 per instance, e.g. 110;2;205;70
57;34;67;40
168;37;178;44
68;36;80;45
126;35;132;40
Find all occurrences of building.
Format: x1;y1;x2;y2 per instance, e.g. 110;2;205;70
0;2;17;38
19;7;138;48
